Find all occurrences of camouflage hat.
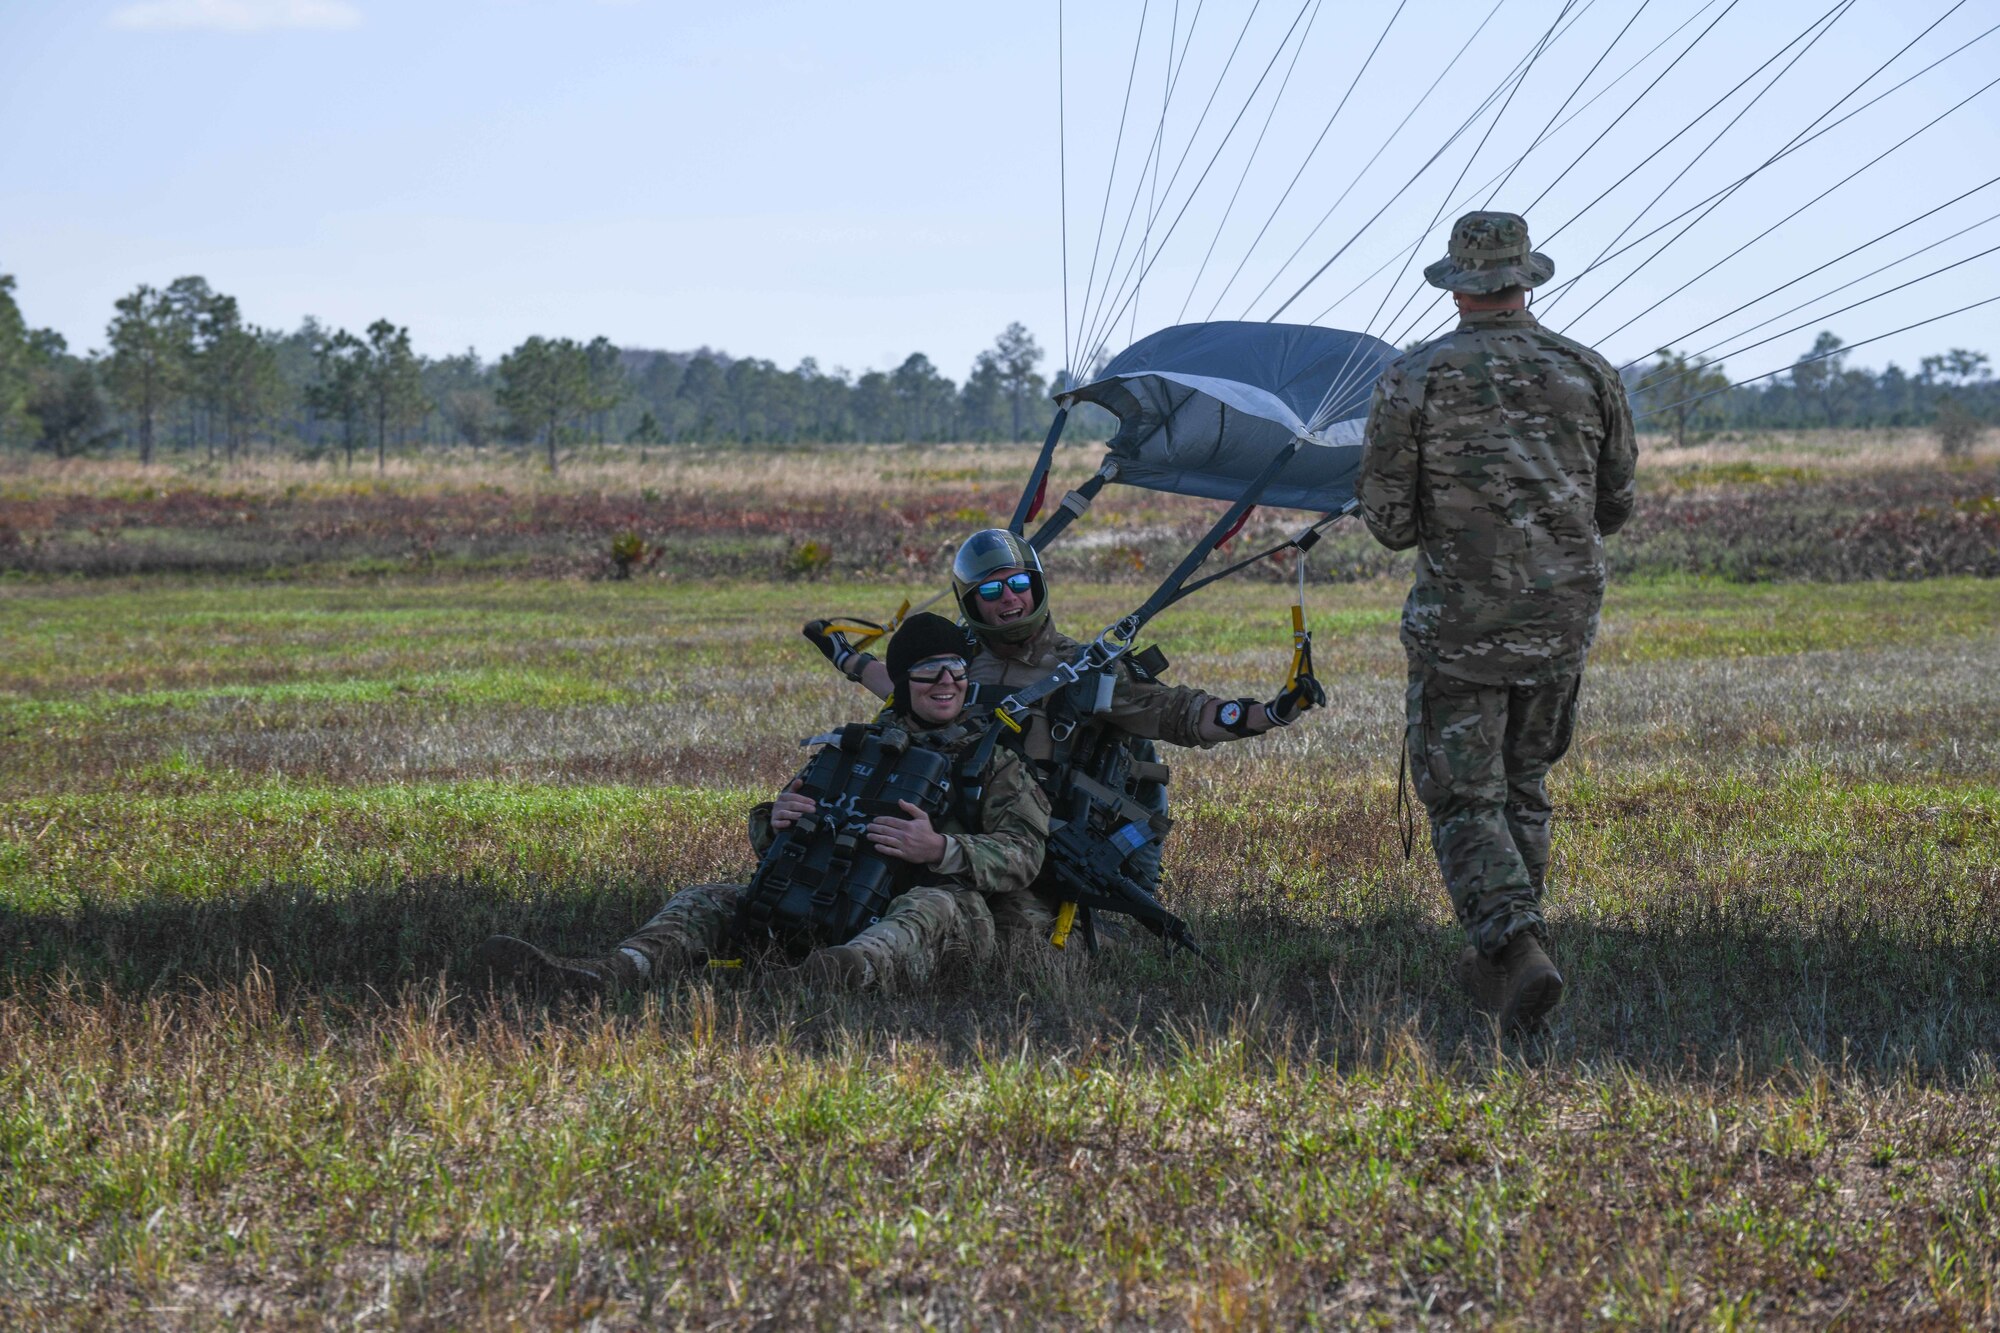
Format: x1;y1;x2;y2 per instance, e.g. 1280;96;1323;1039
1424;211;1555;295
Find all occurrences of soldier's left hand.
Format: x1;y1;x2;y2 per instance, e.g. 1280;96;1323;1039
867;801;947;866
1266;670;1326;725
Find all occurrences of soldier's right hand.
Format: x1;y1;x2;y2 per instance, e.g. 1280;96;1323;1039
769;791;817;830
802;619;853;669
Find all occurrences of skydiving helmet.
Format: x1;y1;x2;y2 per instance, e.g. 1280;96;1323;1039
951;528;1049;645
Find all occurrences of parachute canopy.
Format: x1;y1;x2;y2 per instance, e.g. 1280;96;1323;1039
1056;321;1398;514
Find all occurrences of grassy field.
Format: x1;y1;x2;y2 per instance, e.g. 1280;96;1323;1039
2;440;1998;1327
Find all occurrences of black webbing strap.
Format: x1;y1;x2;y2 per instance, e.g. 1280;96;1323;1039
1008;408;1070;535
954;717;1008;824
1028;459;1118;552
1169;499;1358;606
988;437;1304;734
1121;436;1303;631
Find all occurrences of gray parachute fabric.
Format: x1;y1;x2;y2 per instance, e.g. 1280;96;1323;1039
1056;321;1400;513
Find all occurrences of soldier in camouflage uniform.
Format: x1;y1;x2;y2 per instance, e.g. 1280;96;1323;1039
479;614;1051;996
809;529;1324;763
1359;210;1636;1032
805;530;1325;932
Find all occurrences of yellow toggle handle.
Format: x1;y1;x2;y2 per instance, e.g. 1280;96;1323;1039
1050;901;1078;949
706;958;744;969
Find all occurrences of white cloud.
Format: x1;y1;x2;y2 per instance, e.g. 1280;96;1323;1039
107;0;362;32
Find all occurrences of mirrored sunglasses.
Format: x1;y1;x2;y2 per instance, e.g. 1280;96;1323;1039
904;657;969;684
975;572;1037;602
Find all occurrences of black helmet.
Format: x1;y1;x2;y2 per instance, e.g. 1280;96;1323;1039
950;529;1049;646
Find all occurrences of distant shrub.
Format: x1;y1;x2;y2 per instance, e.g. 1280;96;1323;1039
785;539;832;579
1935;397;1982;459
607;529;656;580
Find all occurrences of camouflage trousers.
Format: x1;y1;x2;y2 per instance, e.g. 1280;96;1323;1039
615;881;1057;992
1404;659;1581;957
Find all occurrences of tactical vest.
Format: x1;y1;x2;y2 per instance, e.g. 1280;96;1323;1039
963;668;1171;898
736;722;960;946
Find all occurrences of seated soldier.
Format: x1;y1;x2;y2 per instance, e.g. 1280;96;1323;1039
479;613;1051;995
808;528;1323;763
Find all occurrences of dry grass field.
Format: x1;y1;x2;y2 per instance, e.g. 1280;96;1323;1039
1;431;1997;1327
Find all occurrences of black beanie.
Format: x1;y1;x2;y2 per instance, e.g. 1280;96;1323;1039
885;612;973;712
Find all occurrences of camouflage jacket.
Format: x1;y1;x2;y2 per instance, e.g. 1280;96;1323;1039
750;711;1050;899
967;618;1220;759
1358;306;1637;686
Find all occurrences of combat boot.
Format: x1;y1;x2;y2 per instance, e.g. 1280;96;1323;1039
1458;932;1563;1033
478;935;643;998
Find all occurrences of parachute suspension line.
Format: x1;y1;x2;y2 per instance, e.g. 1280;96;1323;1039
1661;209;2000;372
1240;0;1504;323
1073;0;1242;368
1059;0;1071;383
1073;0;1155;378
1134;0;1181;349
1329;0;1688;412
1624;237;2000;408
1072;0;1253;369
1079;0;1320;373
1306;0;1583;434
1301;0;1742;331
1390;0;1851;355
1531;4;2000;324
1616;174;2000;373
1195;0;1413;324
1174;0;1327;325
1514;0;1857;339
1482;0;1655;209
1561;0;1854;270
1558;65;2000;332
1521;0;1745;231
1402;1;2000;353
1262;0;1598;330
1545;6;2000;308
1632;292;2000;426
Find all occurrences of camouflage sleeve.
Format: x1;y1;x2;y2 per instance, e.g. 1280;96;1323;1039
1107;667;1220;750
1358;358;1422;551
746;762;812;856
747;801;777;855
1592;354;1638;536
954;748;1050;897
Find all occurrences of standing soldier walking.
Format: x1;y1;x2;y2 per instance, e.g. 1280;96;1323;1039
1358;211;1637;1032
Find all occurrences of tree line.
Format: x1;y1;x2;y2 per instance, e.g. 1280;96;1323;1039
1628;331;1994;448
0;273;1065;471
0;270;1991;469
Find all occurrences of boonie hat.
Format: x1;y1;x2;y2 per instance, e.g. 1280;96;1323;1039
1424;210;1555;295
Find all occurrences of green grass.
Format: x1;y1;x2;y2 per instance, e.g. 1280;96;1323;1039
2;569;1998;1326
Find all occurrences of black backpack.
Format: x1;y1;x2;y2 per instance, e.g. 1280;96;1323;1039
735;723;957;946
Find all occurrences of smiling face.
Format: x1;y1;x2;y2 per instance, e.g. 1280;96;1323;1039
977;567;1039;630
903;655;969;725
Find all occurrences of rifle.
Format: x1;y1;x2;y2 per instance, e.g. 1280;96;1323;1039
1039;733;1218;969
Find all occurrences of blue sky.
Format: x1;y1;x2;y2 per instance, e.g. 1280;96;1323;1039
3;0;1997;389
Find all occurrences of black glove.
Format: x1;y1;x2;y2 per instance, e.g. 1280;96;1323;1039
803;620;873;680
1263;670;1326;726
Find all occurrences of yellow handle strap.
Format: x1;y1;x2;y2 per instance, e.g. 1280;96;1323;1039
706;958;744;970
1287;604;1312;690
1050;901;1078;950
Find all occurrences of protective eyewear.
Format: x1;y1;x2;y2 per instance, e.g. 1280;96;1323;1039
904;657;969;685
975;572;1037;602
